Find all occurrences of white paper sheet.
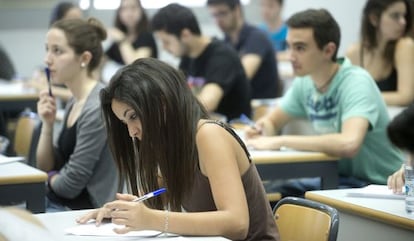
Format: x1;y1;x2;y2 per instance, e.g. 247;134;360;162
346;184;405;200
65;222;163;237
0;154;24;164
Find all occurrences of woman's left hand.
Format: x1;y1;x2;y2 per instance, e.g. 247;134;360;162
105;198;151;234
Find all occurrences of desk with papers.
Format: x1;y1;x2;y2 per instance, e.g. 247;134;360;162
0;161;47;213
0;81;38;111
250;150;338;189
306;187;414;241
35;210;231;241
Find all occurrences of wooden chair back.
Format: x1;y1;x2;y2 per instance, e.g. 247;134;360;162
273;197;339;241
13;111;40;165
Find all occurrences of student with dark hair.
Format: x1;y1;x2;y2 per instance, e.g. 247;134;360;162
49;1;83;26
387;104;414;193
105;0;157;65
207;0;281;98
77;58;279;241
36;18;118;211
150;3;251;121
346;0;414;106
246;9;404;197
0;44;16;81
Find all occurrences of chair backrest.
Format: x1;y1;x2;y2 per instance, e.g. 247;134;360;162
273;197;339;241
13;111;40;166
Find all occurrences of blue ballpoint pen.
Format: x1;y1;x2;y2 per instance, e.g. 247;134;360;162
44;67;53;97
132;188;166;202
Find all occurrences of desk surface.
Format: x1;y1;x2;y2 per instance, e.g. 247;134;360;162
0;81;38;99
306;188;414;231
250;149;337;164
35;210;230;241
0;161;46;184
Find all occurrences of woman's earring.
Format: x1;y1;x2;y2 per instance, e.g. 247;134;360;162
81;62;86;68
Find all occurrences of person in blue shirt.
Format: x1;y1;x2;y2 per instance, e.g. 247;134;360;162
258;0;289;61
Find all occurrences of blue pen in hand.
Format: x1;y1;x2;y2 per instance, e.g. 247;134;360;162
44;67;53;97
132;188;166;202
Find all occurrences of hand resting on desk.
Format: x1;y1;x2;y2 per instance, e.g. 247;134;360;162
77;192;147;234
387;164;405;194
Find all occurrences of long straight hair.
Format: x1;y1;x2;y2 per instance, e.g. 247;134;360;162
361;0;413;62
100;58;208;211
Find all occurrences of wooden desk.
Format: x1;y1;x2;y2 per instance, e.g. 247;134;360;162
251;150;338;189
35;209;231;241
306;188;414;241
0;81;38;111
0;161;47;213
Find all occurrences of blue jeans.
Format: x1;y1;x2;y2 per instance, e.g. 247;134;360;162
45;197;71;213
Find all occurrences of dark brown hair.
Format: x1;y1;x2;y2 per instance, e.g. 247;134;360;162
100;58;209;211
51;17;106;76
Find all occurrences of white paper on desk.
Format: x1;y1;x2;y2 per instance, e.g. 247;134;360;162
65;222;163;237
0;154;24;164
347;184;405;200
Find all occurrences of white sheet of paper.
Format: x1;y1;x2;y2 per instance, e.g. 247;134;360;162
65;222;162;237
0;154;24;164
346;184;405;200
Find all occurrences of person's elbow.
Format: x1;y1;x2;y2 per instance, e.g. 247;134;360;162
338;138;362;158
224;217;249;240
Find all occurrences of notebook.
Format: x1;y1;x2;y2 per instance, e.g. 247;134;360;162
346;184;405;200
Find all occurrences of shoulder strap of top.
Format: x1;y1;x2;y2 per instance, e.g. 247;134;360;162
199;120;252;163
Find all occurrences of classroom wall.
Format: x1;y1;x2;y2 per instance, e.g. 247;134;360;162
0;0;366;78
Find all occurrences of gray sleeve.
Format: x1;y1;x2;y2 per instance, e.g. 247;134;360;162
51;93;108;198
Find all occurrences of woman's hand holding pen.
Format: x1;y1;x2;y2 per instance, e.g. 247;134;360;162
37;90;56;125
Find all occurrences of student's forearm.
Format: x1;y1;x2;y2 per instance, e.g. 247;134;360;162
278;134;361;158
382;92;414;106
36;125;55;171
148;209;248;240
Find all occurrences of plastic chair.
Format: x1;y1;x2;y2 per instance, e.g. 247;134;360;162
273;196;339;241
13;110;40;166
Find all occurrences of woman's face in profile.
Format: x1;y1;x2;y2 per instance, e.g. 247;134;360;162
111;99;143;140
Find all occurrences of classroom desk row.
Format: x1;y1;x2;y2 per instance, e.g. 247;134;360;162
306;188;414;241
0;149;337;214
0;80;38;112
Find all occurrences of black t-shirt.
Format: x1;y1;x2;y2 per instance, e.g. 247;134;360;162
106;31;158;65
179;39;251;121
225;24;280;99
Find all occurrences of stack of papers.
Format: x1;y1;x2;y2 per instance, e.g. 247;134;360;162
347;184;405;200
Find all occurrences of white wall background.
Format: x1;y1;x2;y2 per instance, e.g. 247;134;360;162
0;0;366;78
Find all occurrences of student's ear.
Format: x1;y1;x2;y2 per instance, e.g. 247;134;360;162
80;51;92;67
180;29;192;42
323;42;337;60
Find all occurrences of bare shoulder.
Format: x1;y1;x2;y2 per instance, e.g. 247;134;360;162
396;37;414;50
345;42;361;64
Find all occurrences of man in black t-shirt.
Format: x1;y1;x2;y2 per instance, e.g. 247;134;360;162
152;3;251;121
207;0;281;99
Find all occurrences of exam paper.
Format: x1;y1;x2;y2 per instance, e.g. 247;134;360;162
346;184;405;200
0;154;24;164
65;222;163;237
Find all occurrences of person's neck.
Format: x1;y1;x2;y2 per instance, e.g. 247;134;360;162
228;18;244;44
67;73;97;102
188;36;212;58
312;61;339;93
266;16;283;32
